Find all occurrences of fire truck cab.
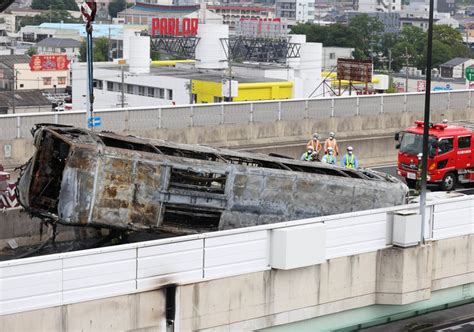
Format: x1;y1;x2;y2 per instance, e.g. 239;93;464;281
395;121;474;191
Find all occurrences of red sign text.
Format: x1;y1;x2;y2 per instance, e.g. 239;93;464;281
151;18;199;36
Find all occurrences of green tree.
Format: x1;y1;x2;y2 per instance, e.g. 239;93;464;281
389;26;425;71
108;0;127;18
79;37;110;62
18;10;81;28
31;0;78;11
27;47;37;56
347;14;384;60
79;39;86;62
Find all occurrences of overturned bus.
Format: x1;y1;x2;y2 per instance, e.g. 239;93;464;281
17;124;408;232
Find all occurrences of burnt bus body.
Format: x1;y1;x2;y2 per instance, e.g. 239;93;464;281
17;125;408;232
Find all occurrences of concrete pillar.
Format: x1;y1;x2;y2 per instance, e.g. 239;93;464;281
376;244;433;305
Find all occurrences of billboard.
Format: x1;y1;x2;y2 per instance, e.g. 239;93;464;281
29;55;70;71
237;18;287;38
336;59;372;82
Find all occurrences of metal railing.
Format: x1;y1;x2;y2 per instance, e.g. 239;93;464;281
0;90;472;140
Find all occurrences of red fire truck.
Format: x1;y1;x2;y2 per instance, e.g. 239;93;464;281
395;121;474;191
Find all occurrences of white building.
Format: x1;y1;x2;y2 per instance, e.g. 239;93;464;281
440;58;474;79
72;62;191;110
357;0;402;13
322;47;354;71
276;0;315;24
36;38;81;63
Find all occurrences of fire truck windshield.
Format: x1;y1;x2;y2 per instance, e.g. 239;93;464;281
399;132;437;156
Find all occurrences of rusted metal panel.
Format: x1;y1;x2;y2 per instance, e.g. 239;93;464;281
17;124;409;232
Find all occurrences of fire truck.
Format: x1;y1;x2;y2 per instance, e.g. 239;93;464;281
395;120;474;191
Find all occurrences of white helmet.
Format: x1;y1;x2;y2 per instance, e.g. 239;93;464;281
312;133;319;139
329;132;335;138
347;146;353;151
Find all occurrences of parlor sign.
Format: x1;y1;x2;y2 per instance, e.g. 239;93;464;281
29;55;70;71
151;18;199;36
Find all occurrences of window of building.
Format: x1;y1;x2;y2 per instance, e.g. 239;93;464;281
127;84;134;94
147;87;155;97
158;88;164;98
43;77;52;86
107;81;114;91
167;89;173;100
329;52;336;59
392;5;396;9
458;136;471;149
20;84;24;88
94;79;103;89
58;77;66;85
138;86;146;96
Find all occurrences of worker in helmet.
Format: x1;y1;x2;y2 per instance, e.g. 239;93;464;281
324;132;339;156
306;133;322;161
300;146;317;161
341;146;359;169
321;146;337;165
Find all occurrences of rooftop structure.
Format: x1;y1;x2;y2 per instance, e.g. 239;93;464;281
0;89;51;114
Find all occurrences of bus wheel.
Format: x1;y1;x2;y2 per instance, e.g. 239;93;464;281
440;172;456;191
406;178;416;189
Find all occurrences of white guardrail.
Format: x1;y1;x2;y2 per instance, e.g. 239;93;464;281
1;195;473;316
0;90;472;140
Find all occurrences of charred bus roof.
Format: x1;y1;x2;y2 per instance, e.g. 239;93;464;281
17;124;408;232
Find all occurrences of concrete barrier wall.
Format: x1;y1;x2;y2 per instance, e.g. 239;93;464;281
0;208;101;252
1;107;472;169
1;235;472;331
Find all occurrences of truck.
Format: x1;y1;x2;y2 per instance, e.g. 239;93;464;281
395;120;474;191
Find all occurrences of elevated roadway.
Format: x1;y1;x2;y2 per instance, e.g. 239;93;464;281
0;194;473;331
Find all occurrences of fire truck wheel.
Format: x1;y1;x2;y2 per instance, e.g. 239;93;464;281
406;178;416;189
440;172;456;191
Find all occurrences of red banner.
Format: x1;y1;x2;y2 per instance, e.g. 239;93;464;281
29;55;70;71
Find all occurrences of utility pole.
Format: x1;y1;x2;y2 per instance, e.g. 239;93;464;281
121;65;125;108
49;5;52;23
228;57;232;102
11;70;16;114
402;47;411;92
108;25;111;61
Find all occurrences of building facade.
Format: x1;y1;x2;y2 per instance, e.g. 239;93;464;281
276;0;315;24
36;38;81;63
356;0;402;12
